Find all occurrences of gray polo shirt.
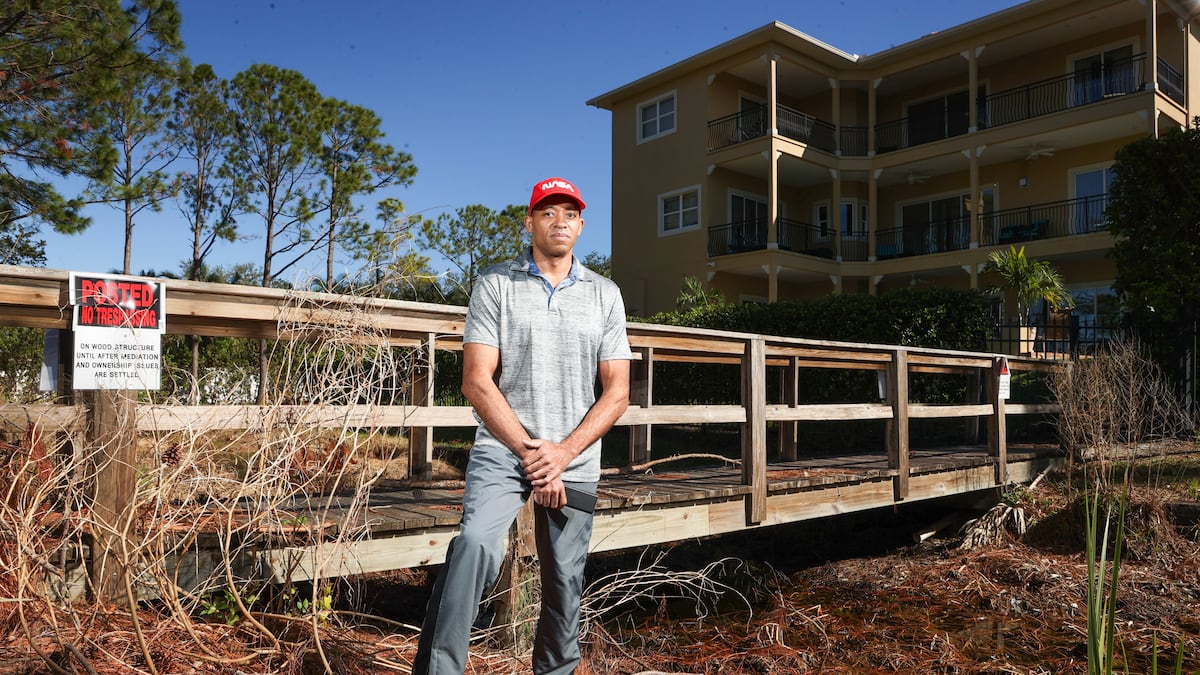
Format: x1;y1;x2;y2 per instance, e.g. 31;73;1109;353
463;251;632;482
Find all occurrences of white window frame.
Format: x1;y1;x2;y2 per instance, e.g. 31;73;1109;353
1065;39;1140;77
637;91;677;144
726;189;773;223
814;201;831;240
839;198;867;237
1069;161;1114;232
658;185;701;237
1066;39;1139;106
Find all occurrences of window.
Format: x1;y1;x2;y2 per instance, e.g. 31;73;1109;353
1071;165;1113;233
814;202;831;239
639;92;676;142
1070;286;1121;348
905;87;985;145
839;200;869;236
660;186;699;235
1073;45;1135;105
899;189;993;254
728;192;769;251
738;95;766;141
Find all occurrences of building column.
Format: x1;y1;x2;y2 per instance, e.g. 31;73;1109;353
963;46;984;132
1148;0;1160;137
830;77;841;155
868;169;880;261
831;169;842;260
967;147;981;247
768;54;780;246
869;78;880;155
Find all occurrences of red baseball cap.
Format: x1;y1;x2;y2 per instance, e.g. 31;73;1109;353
528;177;585;213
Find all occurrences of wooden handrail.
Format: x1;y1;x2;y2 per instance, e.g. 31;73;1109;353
0;264;1059;533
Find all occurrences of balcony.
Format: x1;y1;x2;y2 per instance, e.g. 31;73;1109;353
708;53;1182;156
708;195;1109;261
1158;57;1185;107
873;219;971;260
980;194;1109;246
707;218;833;259
978;54;1147;132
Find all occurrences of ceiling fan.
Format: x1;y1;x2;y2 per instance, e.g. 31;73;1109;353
907;171;929;184
1025;143;1055;160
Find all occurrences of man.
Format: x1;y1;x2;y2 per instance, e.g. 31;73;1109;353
413;177;632;674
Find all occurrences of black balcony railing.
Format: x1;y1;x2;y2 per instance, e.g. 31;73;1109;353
708;218;836;259
1158;57;1185;106
840;126;868;157
778;218;834;258
841;233;868;261
708;52;1185;156
709;195;1108;260
708;218;768;256
707;106;768;151
778;105;836;152
874;218;971;259
708;104;843;153
978;54;1146;132
980;194;1109;246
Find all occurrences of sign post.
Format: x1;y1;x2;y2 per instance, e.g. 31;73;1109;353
68;272;166;604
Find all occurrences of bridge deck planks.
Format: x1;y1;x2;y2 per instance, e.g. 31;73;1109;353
286;444;1057;540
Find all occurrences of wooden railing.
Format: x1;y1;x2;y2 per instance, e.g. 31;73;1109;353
0;263;1066;598
0;264;1059;506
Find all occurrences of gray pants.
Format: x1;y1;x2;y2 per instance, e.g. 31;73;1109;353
413;444;596;675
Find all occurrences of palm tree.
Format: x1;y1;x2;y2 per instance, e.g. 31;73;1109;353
983;245;1074;325
676;275;725;310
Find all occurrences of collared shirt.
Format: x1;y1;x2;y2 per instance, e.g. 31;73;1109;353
527;252;579;304
462;249;632;482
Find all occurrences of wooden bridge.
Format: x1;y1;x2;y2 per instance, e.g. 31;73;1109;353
0;266;1060;593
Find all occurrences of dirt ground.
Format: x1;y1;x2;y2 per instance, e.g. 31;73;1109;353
4;451;1199;674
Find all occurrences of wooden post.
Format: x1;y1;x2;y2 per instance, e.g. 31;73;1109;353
87;389;137;604
409;333;436;481
629;347;653;466
987;357;1008;485
965;368;982;444
886;349;910;500
778;356;798;461
742;338;767;524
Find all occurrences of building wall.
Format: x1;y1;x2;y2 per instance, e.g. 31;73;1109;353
598;1;1198;317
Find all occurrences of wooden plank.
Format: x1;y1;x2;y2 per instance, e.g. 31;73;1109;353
907;354;993;369
742;337;767;524
0;404;87;433
616;404;745;425
408;333;436;481
887;349;910;500
908;404;993;419
1005;403;1061;415
589;503;716;553
628;334;746;356
765;345;893;363
987;357;1008;485
263;526;460;580
765;403;893;421
137;404;478;432
629;346;653;465
779;357;798;461
906;465;998;500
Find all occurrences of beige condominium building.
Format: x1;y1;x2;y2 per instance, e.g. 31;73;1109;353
588;0;1200;334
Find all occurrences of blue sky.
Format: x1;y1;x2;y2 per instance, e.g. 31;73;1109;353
41;0;1023;279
